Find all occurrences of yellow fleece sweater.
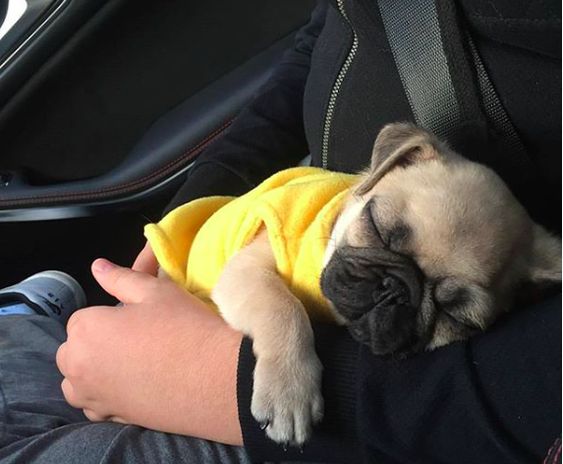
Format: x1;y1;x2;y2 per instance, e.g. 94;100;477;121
144;167;358;321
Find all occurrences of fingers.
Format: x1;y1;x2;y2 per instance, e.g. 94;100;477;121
57;307;113;375
82;409;112;422
132;241;159;276
62;381;110;422
56;342;68;377
91;259;159;304
83;409;104;421
82;409;126;424
61;377;79;407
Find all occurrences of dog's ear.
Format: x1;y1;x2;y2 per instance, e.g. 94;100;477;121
527;225;562;284
357;122;444;194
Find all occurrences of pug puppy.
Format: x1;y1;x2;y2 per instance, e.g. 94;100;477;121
195;123;561;446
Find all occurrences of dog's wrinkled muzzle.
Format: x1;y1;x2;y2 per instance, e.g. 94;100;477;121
321;246;423;355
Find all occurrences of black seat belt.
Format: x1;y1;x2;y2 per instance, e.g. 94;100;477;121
466;35;530;170
377;0;547;223
377;0;490;145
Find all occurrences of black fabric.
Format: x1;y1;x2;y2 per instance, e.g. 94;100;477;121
304;0;414;173
460;0;562;230
459;0;561;58
165;0;563;226
165;1;328;211
379;0;552;229
238;326;361;463
238;297;561;464
165;0;561;462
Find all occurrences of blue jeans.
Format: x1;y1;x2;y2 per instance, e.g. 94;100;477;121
0;314;252;464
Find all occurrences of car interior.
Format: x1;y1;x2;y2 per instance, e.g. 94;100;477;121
0;0;316;304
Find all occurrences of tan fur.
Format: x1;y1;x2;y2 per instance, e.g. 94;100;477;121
212;231;323;445
185;123;561;445
325;124;560;337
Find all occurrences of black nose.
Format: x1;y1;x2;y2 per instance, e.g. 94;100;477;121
320;246;424;355
347;275;418;354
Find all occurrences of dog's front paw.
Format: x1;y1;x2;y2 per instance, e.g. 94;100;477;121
251;350;324;446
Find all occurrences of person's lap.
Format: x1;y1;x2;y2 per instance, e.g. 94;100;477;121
0;315;251;464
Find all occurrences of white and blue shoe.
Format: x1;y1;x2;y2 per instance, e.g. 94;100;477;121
0;271;87;326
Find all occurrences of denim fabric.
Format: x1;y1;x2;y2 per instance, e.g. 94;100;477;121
0;315;251;464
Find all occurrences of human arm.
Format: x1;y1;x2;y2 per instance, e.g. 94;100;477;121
57;255;561;462
239;297;562;463
127;0;329;440
56;259;244;446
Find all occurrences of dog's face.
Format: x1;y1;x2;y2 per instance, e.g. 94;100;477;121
321;123;561;356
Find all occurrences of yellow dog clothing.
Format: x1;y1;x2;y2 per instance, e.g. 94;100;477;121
144;167;358;321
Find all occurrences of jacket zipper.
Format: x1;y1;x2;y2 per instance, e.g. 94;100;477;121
321;0;359;168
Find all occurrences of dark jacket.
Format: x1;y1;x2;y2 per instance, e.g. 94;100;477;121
167;1;561;462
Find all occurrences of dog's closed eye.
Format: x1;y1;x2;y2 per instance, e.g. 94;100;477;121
434;279;468;307
434;279;489;330
365;198;412;254
385;224;411;252
367;210;411;253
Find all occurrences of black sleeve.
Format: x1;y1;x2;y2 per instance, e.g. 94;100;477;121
164;1;328;213
238;297;561;463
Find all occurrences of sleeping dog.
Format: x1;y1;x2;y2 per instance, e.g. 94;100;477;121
145;122;561;446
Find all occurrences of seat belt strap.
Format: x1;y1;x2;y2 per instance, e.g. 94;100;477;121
467;36;530;171
377;0;546;221
377;0;463;141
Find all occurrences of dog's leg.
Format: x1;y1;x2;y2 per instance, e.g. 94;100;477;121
212;231;323;446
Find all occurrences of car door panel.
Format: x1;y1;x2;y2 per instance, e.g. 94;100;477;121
0;1;316;295
0;0;315;184
0;34;292;217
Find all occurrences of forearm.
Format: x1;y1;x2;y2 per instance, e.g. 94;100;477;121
151;324;244;446
237;297;561;463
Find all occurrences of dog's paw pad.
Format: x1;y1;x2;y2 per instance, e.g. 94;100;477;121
251;353;324;446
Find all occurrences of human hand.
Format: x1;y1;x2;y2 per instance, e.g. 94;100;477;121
131;241;159;276
56;258;244;445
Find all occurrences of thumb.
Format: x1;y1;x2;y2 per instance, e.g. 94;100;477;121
92;258;159;304
132;241;159;276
